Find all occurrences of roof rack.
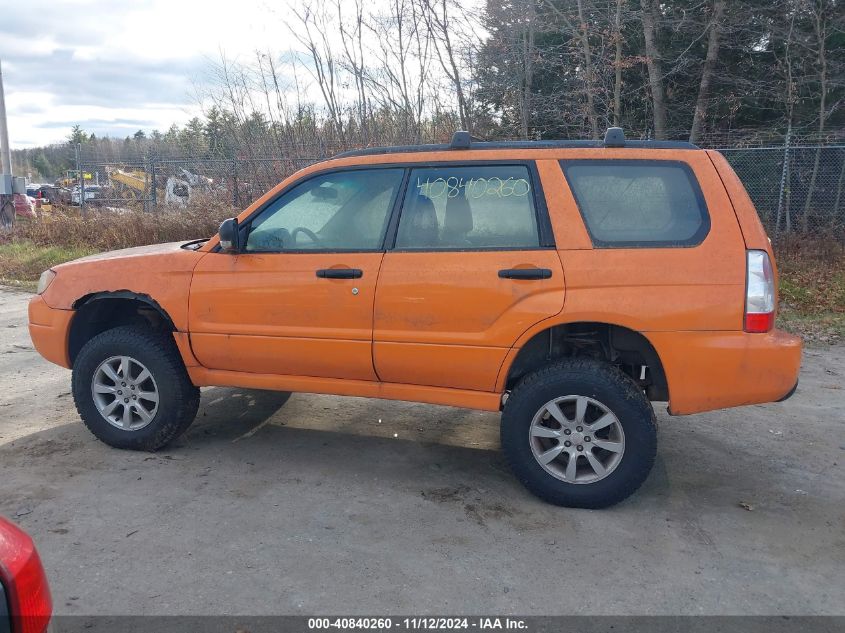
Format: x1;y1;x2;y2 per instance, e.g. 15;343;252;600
333;128;699;158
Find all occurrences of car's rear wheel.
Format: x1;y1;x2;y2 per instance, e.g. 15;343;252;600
501;358;657;508
72;326;200;450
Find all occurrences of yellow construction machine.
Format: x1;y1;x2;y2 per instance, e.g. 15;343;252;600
107;166;213;207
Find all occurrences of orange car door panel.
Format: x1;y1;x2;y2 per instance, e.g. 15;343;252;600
373;251;564;391
189;167;406;381
373;163;565;392
189;253;383;380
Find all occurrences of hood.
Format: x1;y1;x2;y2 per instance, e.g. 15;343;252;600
41;241;208;312
55;241;191;268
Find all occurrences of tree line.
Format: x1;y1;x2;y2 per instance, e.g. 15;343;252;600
13;0;843;182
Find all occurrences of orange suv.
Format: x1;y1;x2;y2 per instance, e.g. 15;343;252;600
28;129;802;508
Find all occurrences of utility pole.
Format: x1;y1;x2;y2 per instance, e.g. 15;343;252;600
0;59;16;228
0;61;10;174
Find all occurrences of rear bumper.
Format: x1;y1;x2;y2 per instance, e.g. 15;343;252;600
648;328;802;415
28;295;74;369
777;379;799;402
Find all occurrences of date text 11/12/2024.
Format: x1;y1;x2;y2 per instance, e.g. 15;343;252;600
307;617;529;630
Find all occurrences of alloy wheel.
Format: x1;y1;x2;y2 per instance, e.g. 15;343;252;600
91;355;159;431
528;395;625;484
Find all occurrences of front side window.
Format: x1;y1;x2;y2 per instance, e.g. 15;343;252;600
245;168;404;252
562;160;709;247
395;165;540;249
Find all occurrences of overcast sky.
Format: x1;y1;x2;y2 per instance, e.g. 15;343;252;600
0;0;294;148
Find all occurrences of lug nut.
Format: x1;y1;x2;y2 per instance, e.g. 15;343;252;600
577;445;583;452
124;398;129;403
564;429;572;435
121;382;126;387
118;390;123;395
564;441;571;447
132;395;137;400
584;436;591;442
131;385;135;390
576;426;583;432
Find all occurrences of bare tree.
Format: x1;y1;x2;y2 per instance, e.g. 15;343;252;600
689;0;726;144
335;0;371;144
520;0;536;138
640;0;668;139
541;0;601;138
290;3;347;145
419;0;472;131
612;0;625;126
364;0;433;142
576;0;599;138
802;0;832;231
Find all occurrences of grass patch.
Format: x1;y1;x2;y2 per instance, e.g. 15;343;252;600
774;237;845;344
10;198;232;252
0;240;98;283
777;310;845;344
0;199;232;288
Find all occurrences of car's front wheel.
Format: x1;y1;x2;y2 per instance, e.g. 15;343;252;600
501;358;657;508
72;326;200;450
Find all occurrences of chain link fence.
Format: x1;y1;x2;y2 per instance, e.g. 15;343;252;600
718;145;845;238
77;156;320;211
77;143;845;239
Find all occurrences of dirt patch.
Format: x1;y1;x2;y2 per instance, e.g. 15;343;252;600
422;485;517;527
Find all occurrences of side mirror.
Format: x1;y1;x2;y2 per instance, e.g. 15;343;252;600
218;218;240;253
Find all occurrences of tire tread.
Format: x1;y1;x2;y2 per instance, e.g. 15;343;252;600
71;326;200;451
501;358;656;508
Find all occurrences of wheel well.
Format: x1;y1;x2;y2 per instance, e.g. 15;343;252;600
68;292;175;365
505;322;669;401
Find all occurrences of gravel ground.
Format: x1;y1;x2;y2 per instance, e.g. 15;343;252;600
0;287;843;616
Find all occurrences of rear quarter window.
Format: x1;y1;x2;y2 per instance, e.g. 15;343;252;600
561;160;710;247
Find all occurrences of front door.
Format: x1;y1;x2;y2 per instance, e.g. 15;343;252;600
373;163;565;392
189;167;405;381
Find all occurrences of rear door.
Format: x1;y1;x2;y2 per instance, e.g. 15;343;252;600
373;162;565;392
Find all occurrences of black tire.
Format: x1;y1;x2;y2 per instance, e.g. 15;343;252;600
272;391;293;408
72;326;200;450
501;358;657;508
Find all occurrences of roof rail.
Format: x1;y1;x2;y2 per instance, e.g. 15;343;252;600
604;127;625;147
451;131;472;149
333;129;698;158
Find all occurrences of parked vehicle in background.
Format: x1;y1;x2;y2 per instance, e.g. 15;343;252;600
0;517;53;633
25;186;52;213
106;166;215;207
70;185;102;205
51;186;72;205
28;128;802;508
12;194;36;219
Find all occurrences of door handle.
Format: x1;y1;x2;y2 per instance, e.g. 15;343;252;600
498;268;552;280
316;268;363;279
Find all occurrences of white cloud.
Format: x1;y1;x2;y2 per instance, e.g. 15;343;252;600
2;0;482;149
1;0;291;148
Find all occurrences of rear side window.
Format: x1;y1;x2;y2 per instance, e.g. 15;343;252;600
562;160;709;247
395;165;540;250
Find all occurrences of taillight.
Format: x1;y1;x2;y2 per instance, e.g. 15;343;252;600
7;548;52;633
745;250;775;333
0;519;52;633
